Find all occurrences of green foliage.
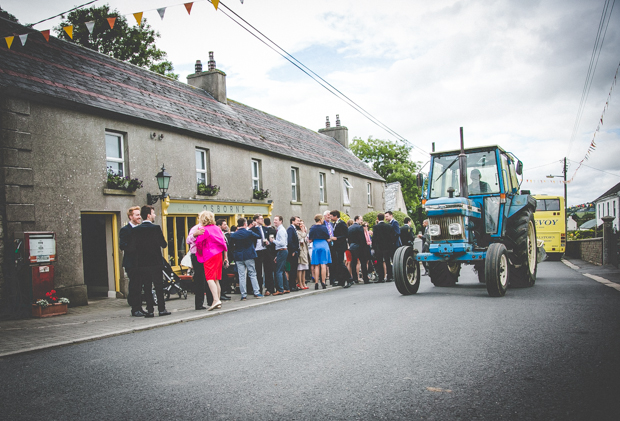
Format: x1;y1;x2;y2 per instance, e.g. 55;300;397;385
54;5;178;80
253;188;270;200
351;136;421;225
197;183;220;196
567;230;596;240
107;167;143;192
0;7;19;23
362;210;408;230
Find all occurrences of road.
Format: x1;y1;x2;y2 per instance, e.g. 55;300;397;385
1;261;619;420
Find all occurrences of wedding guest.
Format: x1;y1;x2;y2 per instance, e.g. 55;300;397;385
195;211;228;311
308;214;331;289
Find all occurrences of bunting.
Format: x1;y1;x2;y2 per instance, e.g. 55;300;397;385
107;17;116;29
18;34;28;46
63;25;73;39
133;12;143;25
5;36;13;49
184;3;193;15
41;30;50;42
85;21;95;34
213;0;220;10
157;8;166;20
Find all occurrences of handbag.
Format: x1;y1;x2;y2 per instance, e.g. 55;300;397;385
180;253;193;268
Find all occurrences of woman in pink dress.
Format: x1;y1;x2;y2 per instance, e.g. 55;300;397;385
194;211;228;311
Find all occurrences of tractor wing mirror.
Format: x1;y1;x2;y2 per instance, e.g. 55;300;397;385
416;173;424;188
516;161;523;175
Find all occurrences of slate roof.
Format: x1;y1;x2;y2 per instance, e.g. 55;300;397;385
0;19;382;181
594;182;620;202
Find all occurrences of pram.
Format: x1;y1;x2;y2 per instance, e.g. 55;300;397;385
162;259;188;301
366;254;379;283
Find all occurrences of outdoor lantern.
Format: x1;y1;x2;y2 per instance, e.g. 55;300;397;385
147;164;172;205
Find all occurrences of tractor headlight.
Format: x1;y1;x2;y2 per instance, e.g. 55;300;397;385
429;224;441;236
448;223;462;236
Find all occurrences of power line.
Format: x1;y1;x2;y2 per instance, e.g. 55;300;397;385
27;0;100;27
567;158;620;177
566;0;616;158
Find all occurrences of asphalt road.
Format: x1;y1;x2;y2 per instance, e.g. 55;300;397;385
1;261;619;420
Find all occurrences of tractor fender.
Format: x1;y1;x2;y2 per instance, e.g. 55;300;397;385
505;194;536;219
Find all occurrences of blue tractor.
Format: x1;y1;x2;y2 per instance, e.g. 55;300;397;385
394;129;537;297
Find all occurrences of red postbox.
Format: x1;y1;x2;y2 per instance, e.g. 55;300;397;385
23;232;56;300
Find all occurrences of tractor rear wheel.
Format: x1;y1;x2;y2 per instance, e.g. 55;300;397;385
394;246;420;295
429;262;460;287
485;243;509;297
507;209;537;288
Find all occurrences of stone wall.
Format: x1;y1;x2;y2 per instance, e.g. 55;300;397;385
566;238;603;265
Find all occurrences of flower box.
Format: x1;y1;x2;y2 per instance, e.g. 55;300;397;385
31;303;68;318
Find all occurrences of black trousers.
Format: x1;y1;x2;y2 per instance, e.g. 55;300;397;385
349;246;369;282
374;249;393;281
263;250;275;293
287;252;299;289
191;253;213;308
328;245;337;285
332;249;351;285
251;249;267;293
134;265;165;313
126;268;142;312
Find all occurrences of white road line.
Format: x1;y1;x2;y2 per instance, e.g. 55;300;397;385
583;273;620;291
562;260;580;270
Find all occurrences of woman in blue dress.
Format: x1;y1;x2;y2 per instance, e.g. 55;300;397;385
308;213;332;289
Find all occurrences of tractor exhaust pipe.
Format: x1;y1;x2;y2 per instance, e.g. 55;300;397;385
459;127;469;198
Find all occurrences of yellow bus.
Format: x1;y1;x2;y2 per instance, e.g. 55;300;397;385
533;195;566;261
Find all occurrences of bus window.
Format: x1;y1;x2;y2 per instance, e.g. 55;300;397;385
536;200;546;211
545;199;560;211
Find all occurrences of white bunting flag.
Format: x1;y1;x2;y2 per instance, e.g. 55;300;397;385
85;21;95;34
157;8;166;20
19;33;28;46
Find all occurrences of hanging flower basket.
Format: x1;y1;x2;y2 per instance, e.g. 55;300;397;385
106;167;143;193
253;188;270;200
197;183;220;196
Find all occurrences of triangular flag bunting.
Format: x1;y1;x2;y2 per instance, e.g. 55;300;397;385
41;29;50;42
18;33;28;46
213;0;220;10
107;17;116;29
133;12;143;25
85;21;95;34
185;3;193;14
157;8;166;20
5;36;14;49
63;25;73;39
240;0;244;3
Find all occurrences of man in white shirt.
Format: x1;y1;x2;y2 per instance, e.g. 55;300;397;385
273;215;288;295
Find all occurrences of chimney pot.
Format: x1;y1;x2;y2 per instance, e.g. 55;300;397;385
208;51;216;71
336;114;341;127
326;116;330;128
195;60;202;73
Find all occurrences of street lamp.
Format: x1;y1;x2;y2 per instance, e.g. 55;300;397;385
147;164;172;205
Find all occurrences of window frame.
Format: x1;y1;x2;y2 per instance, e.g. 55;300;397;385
319;172;326;203
105;131;126;176
291;167;300;202
367;182;373;206
343;177;353;205
195;148;209;186
251;159;261;191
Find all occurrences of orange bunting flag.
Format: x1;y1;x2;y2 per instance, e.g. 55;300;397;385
41;29;50;42
107;17;116;29
5;36;14;49
212;0;220;10
185;3;193;14
133;12;143;25
63;25;73;39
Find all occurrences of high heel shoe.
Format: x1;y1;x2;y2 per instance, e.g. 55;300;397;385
208;301;222;311
321;282;326;289
315;283;319;290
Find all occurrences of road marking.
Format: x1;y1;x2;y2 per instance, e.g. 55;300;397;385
562;260;580;270
426;387;452;393
583;273;620;291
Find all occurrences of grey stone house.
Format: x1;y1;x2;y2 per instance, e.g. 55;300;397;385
0;19;383;306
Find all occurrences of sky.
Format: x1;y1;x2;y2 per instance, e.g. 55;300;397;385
3;0;620;207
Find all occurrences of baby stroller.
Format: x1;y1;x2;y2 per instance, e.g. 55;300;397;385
366;255;379;283
162;259;188;301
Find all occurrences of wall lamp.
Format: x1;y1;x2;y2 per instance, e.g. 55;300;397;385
147;164;172;205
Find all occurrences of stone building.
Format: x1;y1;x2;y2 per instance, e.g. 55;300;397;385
0;19;383;306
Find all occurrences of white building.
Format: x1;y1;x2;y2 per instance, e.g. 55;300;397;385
594;182;620;231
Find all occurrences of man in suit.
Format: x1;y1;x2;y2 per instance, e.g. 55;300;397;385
385;211;401;248
400;217;415;247
120;206;145;317
348;215;369;285
251;214;270;295
287;216;301;291
329;210;352;287
131;205;170;317
262;217;277;296
230;217;263;300
372;213;396;283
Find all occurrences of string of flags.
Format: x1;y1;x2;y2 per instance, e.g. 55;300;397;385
3;0;246;48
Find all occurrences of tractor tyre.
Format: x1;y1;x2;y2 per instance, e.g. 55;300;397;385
474;262;485;283
506;209;537;288
485;243;509;297
429;262;460;287
394;246;420;295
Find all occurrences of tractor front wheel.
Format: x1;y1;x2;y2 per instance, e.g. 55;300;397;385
485;243;509;297
429;262;460;287
394;246;420;295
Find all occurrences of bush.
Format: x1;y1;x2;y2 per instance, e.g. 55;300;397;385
363;210;409;230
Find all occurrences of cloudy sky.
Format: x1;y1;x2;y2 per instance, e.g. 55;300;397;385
3;0;620;206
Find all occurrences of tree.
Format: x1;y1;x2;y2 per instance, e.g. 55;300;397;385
351;137;421;225
54;5;178;80
0;7;19;23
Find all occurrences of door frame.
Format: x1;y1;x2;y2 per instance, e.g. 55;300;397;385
81;211;120;294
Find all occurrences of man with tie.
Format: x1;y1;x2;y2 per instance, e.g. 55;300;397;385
120;206;145;317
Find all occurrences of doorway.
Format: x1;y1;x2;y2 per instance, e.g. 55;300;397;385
81;213;118;298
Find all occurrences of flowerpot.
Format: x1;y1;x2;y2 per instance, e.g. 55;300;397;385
31;303;68;318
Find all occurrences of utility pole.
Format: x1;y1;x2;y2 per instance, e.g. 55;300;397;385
563;157;567;216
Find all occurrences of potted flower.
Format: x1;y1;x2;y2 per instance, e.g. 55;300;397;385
197;183;220;196
32;289;70;318
253;188;270;200
106;167;143;193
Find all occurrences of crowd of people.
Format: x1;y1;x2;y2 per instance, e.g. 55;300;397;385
120;205;423;317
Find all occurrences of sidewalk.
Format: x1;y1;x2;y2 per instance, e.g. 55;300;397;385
562;256;620;291
0;284;336;358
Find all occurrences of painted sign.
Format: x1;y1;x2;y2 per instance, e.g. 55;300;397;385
167;201;270;216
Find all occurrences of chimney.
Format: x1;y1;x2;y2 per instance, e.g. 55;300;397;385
187;52;227;104
319;115;349;148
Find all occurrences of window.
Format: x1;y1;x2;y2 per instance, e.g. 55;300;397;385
608;202;610;216
367;182;372;206
319;172;326;203
195;148;209;185
105;132;125;176
614;200;617;217
343;177;353;204
291;167;300;202
251;159;261;191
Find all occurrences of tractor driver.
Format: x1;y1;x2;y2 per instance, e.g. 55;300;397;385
468;169;490;194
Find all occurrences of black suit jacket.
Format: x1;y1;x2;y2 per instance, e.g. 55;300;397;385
347;223;365;251
332;219;349;252
400;224;414;246
119;223;136;269
372;222;396;251
131;221;167;268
